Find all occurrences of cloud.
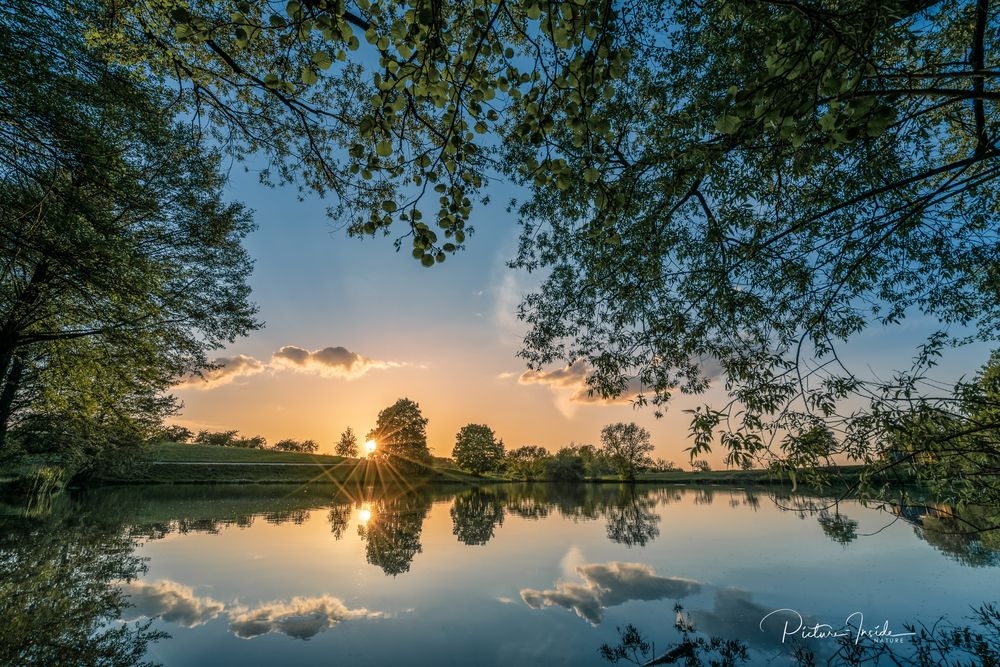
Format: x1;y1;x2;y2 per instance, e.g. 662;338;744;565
119;580;224;628
271;345;403;379
228;595;383;640
174;355;266;390
514;362;643;417
174;345;405;390
520;562;701;625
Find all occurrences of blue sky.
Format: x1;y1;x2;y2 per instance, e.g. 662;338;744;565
170;155;995;462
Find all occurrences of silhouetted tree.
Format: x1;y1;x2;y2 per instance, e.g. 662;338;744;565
194;430;266;449
158;425;193;444
367;398;432;472
273;438;319;453
335;427;359;458
691;460;712;473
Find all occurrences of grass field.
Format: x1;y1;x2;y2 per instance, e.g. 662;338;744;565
148;441;348;464
105;443;877;488
96;442;497;485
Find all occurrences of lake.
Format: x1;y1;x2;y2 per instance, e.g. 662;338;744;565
2;483;997;666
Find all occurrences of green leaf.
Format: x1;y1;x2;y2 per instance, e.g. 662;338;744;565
311;50;332;69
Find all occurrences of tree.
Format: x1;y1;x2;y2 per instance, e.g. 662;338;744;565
158;425;193;444
335;427;359;458
601;423;654;481
273;438;319;453
451;423;504;475
193;430;266;449
367;398;432;471
505;445;549;481
646;458;680;473
543;447;586;482
0;0;258;468
64;0;1000;499
691;460;712;473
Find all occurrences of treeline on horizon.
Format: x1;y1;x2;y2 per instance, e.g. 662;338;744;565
159;396;736;481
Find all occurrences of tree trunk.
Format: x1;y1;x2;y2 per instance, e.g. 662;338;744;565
0;355;24;449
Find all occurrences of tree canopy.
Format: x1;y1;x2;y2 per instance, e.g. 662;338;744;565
25;0;1000;497
452;423;504;474
0;0;258;468
600;422;654;480
367;397;432;470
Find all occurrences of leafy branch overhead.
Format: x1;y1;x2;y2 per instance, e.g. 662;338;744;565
75;0;1000;501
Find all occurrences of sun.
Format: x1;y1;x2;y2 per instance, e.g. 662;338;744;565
365;439;377;455
358;506;372;524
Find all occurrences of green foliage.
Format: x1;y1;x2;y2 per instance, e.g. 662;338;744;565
367;397;432;470
272;438;319;453
158;425;194;444
543;447;586;482
600;423;654;481
335;426;359;457
504;445;549;481
193;430;267;449
23;0;1000;496
0;0;258;469
451;423;504;475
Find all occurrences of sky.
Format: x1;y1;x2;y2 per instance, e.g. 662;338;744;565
170;159;994;464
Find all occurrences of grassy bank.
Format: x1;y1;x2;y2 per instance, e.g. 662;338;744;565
94;442;496;485
92;443;878;489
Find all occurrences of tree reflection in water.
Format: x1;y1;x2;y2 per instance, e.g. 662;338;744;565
450;488;505;545
0;501;166;666
356;488;433;576
600;603;1000;666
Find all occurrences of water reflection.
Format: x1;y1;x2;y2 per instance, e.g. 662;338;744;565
0;500;166;666
0;483;996;666
520;562;701;625
356;488;433;576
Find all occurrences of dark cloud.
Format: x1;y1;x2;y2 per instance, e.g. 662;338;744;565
119;580;224;627
271;345;402;379
174;354;265;390
228;595;382;640
521;561;701;625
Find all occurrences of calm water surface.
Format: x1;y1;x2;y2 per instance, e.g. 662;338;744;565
3;483;998;665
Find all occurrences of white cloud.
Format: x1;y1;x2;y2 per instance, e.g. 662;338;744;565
119;580;224;627
228;595;383;640
271;345;403;379
174;355;266;390
174;345;405;391
520;562;701;625
514;361;642;417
